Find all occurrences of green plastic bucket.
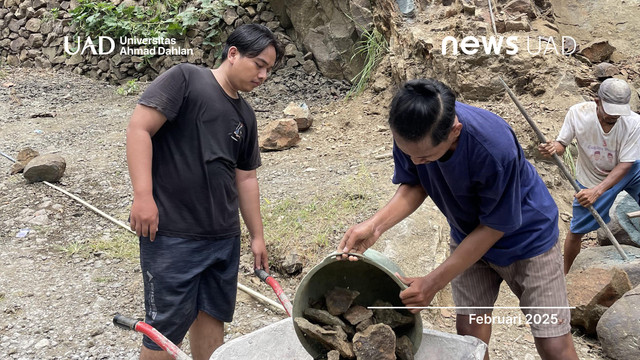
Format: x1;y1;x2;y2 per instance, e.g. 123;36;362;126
292;249;423;358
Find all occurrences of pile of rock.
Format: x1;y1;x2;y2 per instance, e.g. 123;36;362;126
8;147;66;183
567;246;640;360
294;286;415;360
259;102;312;151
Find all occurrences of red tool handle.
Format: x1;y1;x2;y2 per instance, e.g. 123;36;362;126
255;269;294;317
113;314;191;360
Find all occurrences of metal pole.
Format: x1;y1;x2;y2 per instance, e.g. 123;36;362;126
1;151;287;306
488;0;498;35
498;77;629;261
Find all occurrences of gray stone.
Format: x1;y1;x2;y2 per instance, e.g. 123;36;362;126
260;11;275;22
597;193;640;248
593;62;619;79
281;251;303;275
353;323;396;360
258;119;300;151
6;54;19;65
97;59;109;72
32;0;46;9
23;153;67;183
504;0;536;19
373;300;415;329
396;335;414;360
8;18;25;32
463;3;475;16
294;318;355;358
566;267;632;335
303;308;353;335
284;43;297;57
343;305;373;326
302;59;317;75
25;18;41;32
505;17;531;32
325;287;360;316
327;350;340;360
283;102;312;131
597;284;640;360
65;52;83;65
570;245;640;287
27;33;43;47
34;56;51;68
9;37;26;52
355;317;374;332
223;8;238;26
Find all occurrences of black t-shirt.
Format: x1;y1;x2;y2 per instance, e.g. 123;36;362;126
137;63;261;239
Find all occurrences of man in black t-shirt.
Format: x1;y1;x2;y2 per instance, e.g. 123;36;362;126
126;24;283;360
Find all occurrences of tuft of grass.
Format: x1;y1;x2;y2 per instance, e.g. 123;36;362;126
56;230;138;259
116;79;140;96
89;231;139;259
252;164;382;265
347;27;389;98
56;240;87;256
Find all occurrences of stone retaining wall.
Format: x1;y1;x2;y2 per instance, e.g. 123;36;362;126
0;0;316;83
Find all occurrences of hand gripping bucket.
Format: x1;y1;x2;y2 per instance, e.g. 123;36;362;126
292;249;423;357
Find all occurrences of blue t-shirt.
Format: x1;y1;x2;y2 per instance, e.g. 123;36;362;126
392;102;558;266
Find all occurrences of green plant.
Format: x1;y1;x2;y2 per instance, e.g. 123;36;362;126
42;7;60;22
88;231;139;259
117;79;141;96
56;240;87;256
70;0;184;38
347;27;389;98
70;0;236;51
254;165;381;264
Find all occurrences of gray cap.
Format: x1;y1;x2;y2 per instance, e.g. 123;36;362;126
598;78;631;116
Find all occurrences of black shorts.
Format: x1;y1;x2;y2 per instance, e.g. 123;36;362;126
139;234;241;351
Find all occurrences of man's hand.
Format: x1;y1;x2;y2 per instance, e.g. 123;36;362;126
575;188;602;207
337;219;379;261
396;273;443;314
129;194;159;241
538;141;557;158
251;236;269;273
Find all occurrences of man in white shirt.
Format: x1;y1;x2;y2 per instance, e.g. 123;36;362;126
539;78;640;274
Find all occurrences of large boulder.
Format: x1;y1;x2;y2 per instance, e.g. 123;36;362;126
566;267;632;335
597;284;640;360
268;0;372;80
23;153;66;183
597;193;640;248
570;245;640;287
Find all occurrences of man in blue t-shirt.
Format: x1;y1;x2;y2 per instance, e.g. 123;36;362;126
338;79;578;359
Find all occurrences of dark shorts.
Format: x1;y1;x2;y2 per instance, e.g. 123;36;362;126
139;235;240;351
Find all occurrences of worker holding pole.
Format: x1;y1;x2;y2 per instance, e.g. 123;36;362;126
538;78;640;274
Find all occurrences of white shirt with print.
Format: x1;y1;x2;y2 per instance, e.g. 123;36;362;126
557;102;640;188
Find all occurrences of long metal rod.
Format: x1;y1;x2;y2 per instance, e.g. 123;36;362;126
2;151;288;309
488;0;498;35
498;77;629;261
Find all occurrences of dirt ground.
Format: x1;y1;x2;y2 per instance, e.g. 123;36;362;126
0;62;606;360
